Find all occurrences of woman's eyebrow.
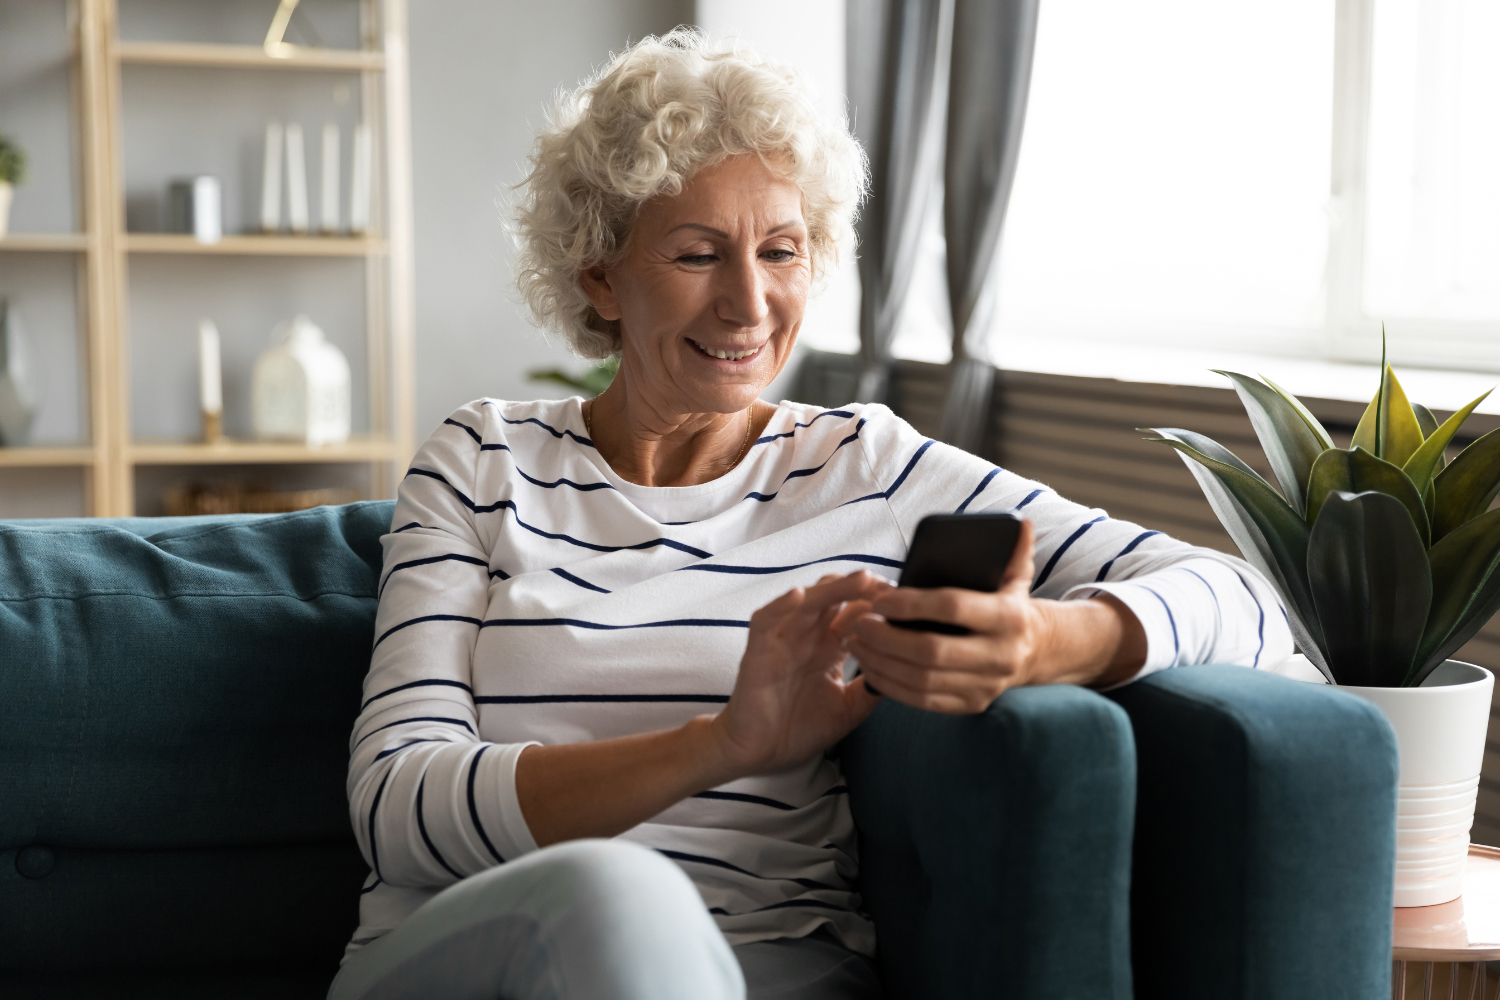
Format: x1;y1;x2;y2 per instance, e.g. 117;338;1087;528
665;220;805;238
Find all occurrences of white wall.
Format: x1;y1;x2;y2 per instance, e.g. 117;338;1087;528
407;0;692;440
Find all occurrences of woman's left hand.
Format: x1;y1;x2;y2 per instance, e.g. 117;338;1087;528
841;519;1146;713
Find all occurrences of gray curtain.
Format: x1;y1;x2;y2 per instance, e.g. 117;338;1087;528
937;0;1040;452
848;0;952;404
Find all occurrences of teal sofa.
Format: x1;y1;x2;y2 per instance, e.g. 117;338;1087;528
0;504;1397;999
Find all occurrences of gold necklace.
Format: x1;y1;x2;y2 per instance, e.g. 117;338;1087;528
584;400;756;468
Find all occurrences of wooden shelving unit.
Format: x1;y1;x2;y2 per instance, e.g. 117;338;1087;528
0;0;415;516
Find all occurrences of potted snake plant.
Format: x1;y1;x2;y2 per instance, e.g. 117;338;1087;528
0;135;22;240
1144;343;1499;907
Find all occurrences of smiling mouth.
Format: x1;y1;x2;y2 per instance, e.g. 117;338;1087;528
689;339;762;361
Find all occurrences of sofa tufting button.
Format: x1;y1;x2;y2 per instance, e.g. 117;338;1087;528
16;846;55;879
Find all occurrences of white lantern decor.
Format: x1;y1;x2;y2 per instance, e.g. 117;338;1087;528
251;315;351;446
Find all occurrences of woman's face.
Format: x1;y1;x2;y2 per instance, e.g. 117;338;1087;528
582;154;811;416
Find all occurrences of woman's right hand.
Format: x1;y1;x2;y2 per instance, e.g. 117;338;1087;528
708;571;887;778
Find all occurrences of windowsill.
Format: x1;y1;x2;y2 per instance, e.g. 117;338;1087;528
992;337;1500;417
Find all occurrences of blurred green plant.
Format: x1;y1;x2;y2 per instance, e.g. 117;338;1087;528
1144;335;1500;687
0;135;24;186
526;355;618;397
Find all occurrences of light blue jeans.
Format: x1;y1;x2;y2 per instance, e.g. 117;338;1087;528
327;840;883;1000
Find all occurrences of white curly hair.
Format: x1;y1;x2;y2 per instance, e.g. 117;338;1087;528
512;28;868;359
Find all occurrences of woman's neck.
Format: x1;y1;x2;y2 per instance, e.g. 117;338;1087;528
586;379;771;488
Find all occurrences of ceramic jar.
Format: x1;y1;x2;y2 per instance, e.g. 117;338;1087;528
251;315;351;446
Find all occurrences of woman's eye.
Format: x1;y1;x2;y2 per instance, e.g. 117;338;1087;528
762;250;796;262
677;253;716;265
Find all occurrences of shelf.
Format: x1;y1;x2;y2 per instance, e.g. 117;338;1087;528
114;41;384;73
0;446;95;468
0;234;88;252
129;437;402;466
124;234;386;257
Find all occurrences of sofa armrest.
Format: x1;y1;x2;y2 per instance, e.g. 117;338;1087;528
839;685;1136;1000
1106;666;1398;1000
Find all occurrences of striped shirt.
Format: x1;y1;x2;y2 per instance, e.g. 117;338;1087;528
345;397;1291;958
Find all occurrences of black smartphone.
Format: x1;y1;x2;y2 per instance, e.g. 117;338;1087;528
890;512;1025;635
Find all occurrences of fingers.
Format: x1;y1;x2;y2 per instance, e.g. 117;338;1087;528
851;658;991;715
870;585;996;632
847;615;994;670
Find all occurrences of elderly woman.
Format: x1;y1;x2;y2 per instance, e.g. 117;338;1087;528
331;30;1289;1000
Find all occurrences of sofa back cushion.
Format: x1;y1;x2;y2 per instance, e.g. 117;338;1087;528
0;502;393;979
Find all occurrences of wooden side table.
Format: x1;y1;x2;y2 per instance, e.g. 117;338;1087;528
1393;844;1500;999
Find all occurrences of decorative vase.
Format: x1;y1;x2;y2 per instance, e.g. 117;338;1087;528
1332;659;1493;908
0;182;12;239
0;298;38;446
251;315;351;446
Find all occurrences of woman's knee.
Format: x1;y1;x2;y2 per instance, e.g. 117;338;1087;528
525;839;704;920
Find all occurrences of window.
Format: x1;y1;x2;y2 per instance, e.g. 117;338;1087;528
888;0;1500;374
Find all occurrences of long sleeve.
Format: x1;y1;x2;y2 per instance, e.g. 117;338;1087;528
347;401;538;890
861;405;1293;681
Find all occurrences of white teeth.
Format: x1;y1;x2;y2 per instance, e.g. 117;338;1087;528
693;341;759;361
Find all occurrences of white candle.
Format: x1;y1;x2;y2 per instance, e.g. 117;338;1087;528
260;122;283;233
198;319;222;415
320;123;340;234
350;122;371;235
285;123;309;234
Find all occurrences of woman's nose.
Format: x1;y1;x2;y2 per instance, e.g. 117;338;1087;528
714;252;770;329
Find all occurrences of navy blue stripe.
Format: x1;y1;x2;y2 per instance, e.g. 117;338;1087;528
467;746;505;864
743;419;866;503
955;468;1002;514
367;770;391;881
356;716;476;748
444;417;483;445
1142;586;1180;658
549;567;611;593
489;567;510;580
380;553;490;595
751;409;855;445
481;617;748;630
1093;530;1162;582
360;878;382;894
1033;516;1107;591
475;693;730;705
1233;571;1266;668
393;521;425;533
416;776;464;880
656;850;839;892
362;678;474;711
693;790;797;811
1181;567;1220;610
1014;488;1045;510
839;439;936;508
515;468;614;492
679;553;903;576
489;406;593;447
405;468;711;558
480;443;509;452
373;738;441;762
710;899;854;916
374;613;482;649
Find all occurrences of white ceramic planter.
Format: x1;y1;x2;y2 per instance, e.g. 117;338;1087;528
1341;661;1494;908
0;182;12;239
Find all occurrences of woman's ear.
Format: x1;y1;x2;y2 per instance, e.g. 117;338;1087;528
579;265;623;322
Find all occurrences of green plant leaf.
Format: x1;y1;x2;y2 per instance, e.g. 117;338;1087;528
1214;370;1327;516
1412;402;1440;439
1305;447;1429;546
1353;363;1426;467
1262;376;1336;451
1414;506;1500;684
1351;337;1388;456
1403;390;1491;503
1307;490;1432;687
1432;427;1500;542
1144;426;1329;677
